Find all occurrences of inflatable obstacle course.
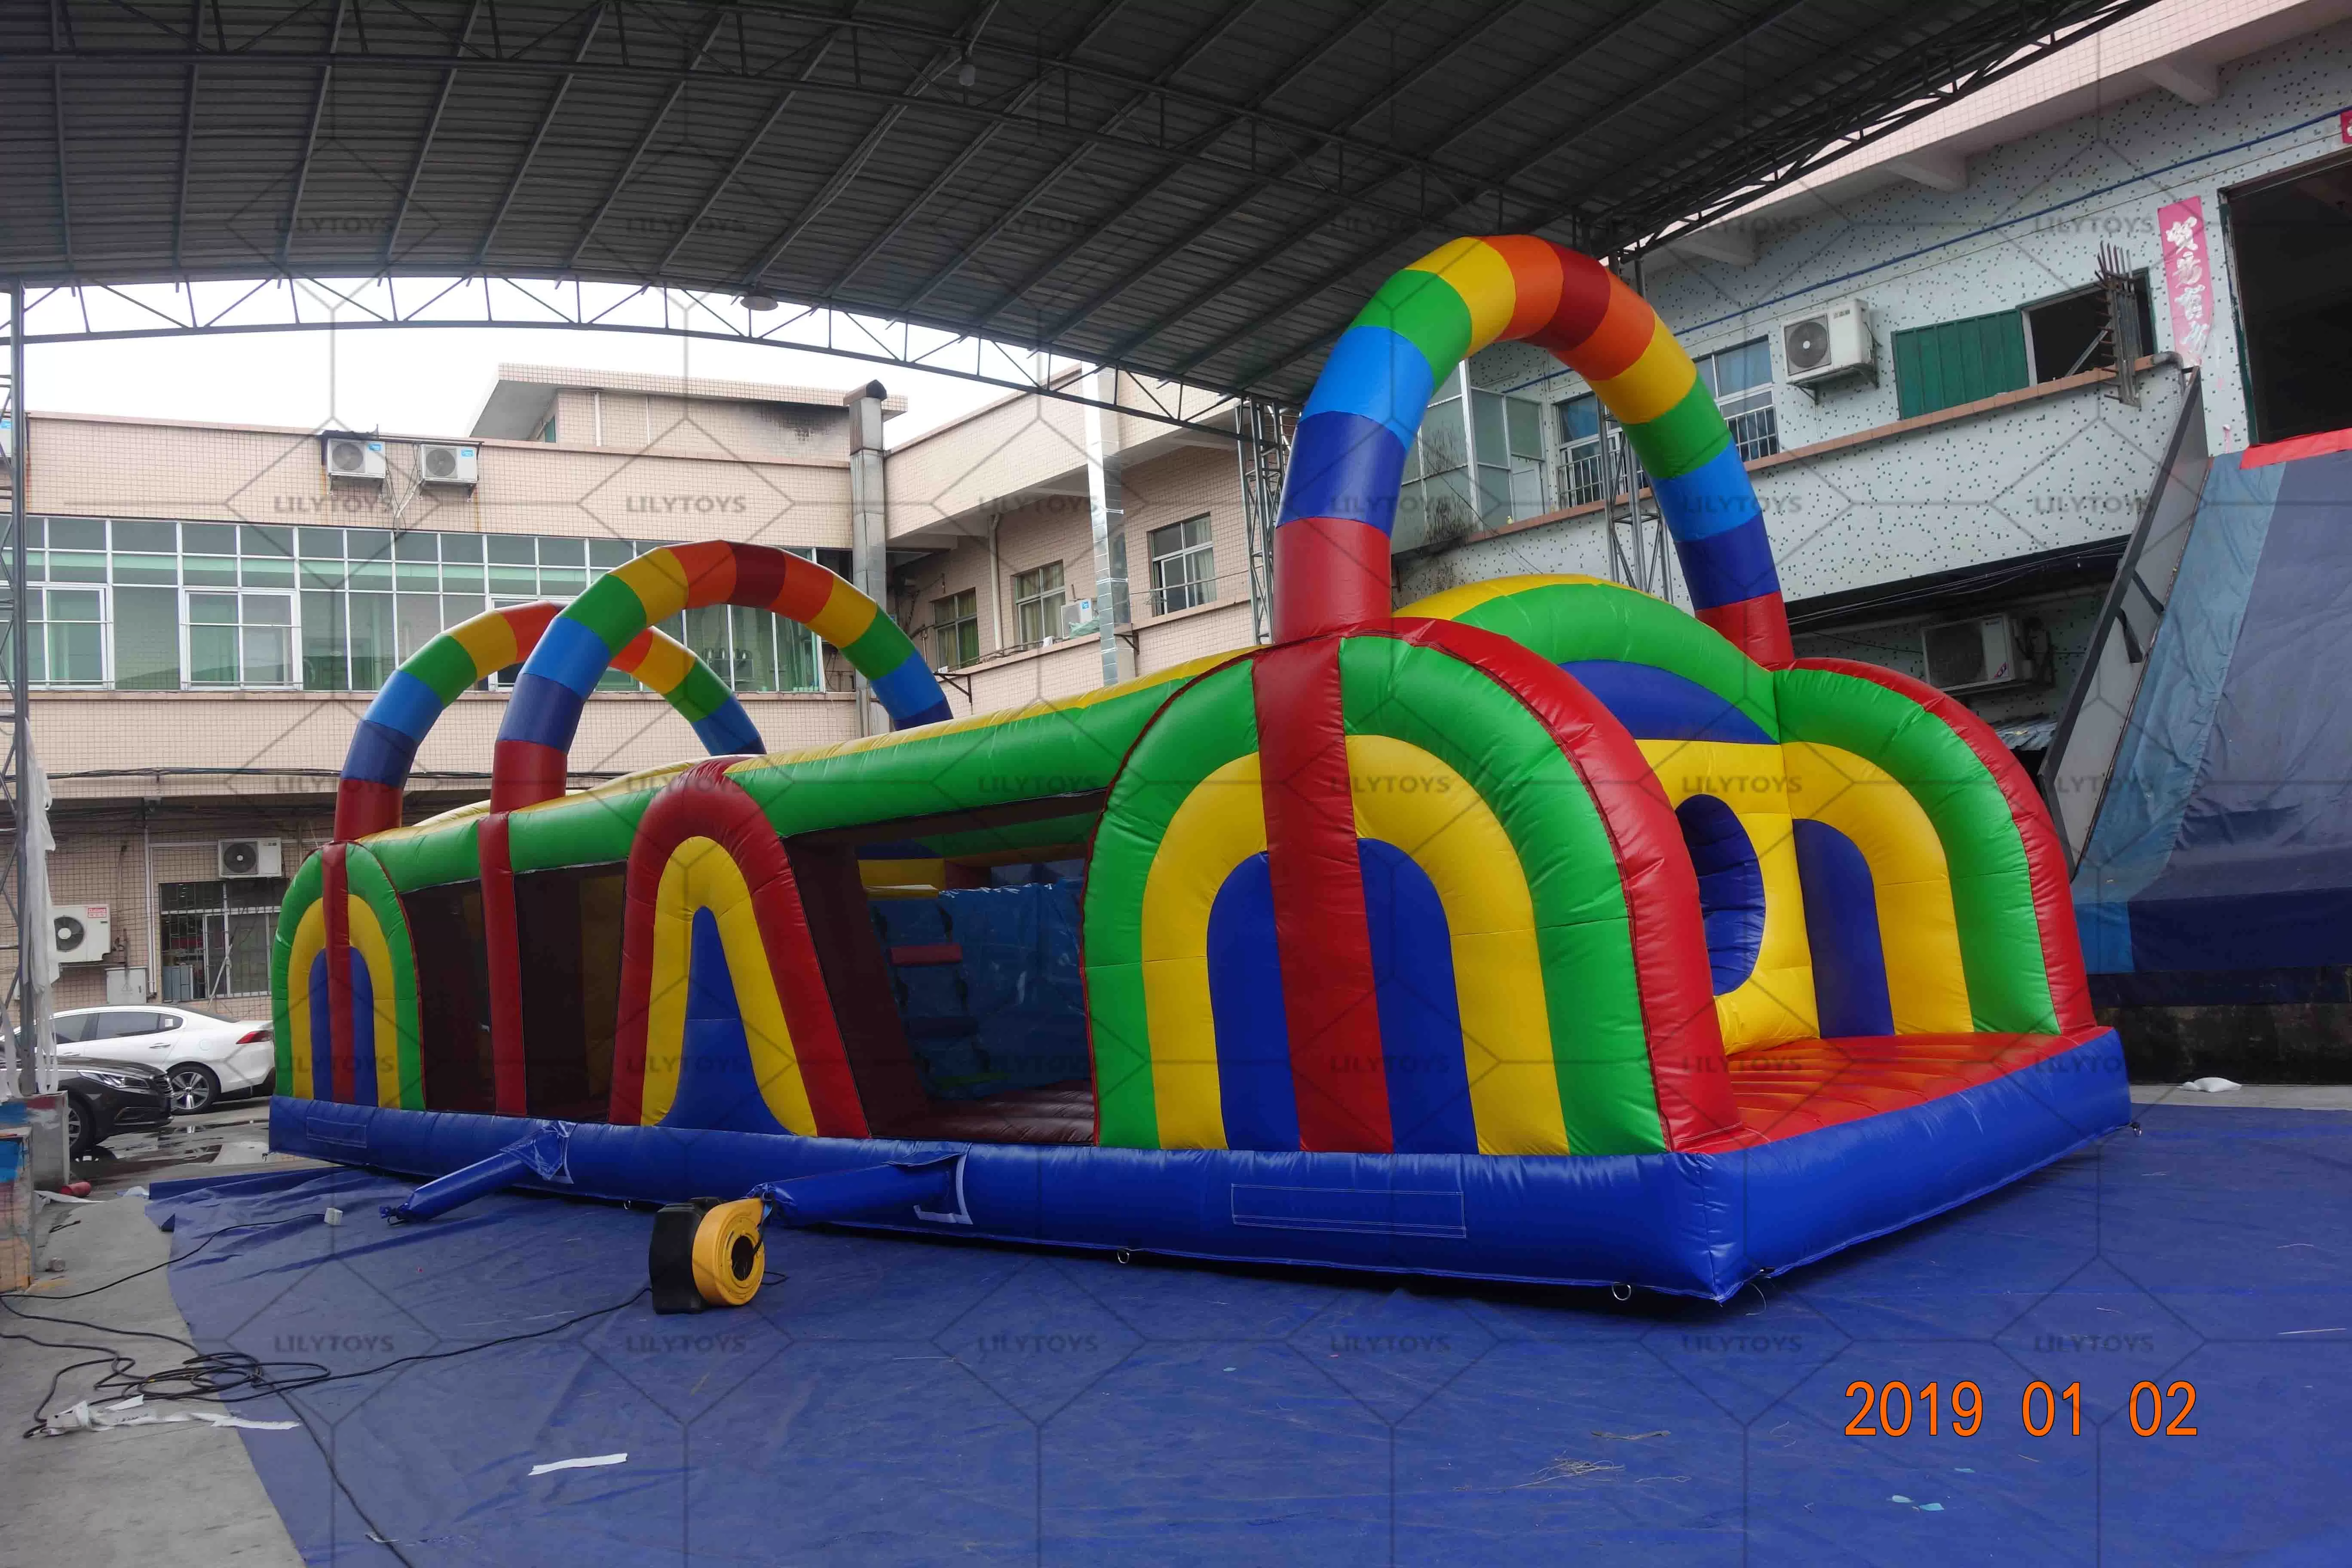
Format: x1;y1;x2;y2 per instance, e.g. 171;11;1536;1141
273;237;2125;1299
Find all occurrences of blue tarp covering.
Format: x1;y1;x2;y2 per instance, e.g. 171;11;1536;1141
150;1105;2352;1564
2076;446;2352;971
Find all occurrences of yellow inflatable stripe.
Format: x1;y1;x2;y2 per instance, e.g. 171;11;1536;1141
450;614;519;677
1782;741;1973;1034
1640;738;1819;1051
1403;236;1516;355
642;837;821;1135
345;897;404;1110
286;901;325;1099
614;549;692;624
806;578;879;649
1591;315;1700;426
1396;573;1629;622
1139;751;1266;1150
1346;735;1568;1156
630;631;695;696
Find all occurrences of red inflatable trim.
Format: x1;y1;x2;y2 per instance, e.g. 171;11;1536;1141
1695;593;1795;670
475;812;530;1118
489;737;570;814
1795;658;2094;1032
2242;425;2352;468
321;843;356;1104
607;759;869;1138
332;776;403;846
1271;515;1395;642
1385;618;1746;1152
1255;639;1393;1154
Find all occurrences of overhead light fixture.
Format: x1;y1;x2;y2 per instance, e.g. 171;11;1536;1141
737;291;780;312
956;58;977;88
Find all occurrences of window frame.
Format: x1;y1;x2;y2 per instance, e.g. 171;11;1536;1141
1146;515;1218;616
1694;338;1780;462
158;876;291;1001
932;587;980;668
1011;560;1067;646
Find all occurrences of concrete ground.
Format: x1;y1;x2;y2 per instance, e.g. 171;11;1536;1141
5;1082;2351;1567
1;1097;314;1568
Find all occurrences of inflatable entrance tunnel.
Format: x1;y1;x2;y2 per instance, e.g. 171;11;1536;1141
272;238;2125;1299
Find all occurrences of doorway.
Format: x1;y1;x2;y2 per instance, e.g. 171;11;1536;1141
2225;153;2352;444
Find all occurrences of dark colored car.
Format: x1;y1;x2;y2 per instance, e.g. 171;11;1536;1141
13;1058;174;1158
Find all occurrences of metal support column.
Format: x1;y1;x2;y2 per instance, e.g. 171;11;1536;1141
1084;368;1136;687
846;379;890;735
3;279;63;1187
1234;397;1288;646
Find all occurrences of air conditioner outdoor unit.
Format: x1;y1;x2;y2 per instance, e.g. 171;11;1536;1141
1922;614;2041;694
1061;599;1098;639
322;433;387;481
218;838;285;879
418;442;478;487
52;904;111;965
1779;298;1874;388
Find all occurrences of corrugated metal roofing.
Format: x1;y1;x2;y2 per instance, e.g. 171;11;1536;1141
0;0;2153;403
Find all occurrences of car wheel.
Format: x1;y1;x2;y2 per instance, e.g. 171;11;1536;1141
168;1063;220;1114
67;1094;96;1159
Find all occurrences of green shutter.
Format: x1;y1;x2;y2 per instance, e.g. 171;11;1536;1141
1893;311;2030;420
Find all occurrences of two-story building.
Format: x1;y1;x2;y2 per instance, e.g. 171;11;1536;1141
2;363;1267;1020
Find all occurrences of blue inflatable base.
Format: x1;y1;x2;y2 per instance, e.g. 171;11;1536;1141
273;1033;2129;1300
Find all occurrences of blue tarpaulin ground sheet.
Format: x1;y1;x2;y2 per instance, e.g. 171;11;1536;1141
151;1106;2352;1565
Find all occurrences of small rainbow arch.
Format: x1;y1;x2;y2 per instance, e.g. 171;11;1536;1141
493;542;952;812
334;599;760;841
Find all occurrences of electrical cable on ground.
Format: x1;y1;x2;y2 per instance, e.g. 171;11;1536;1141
3;1212;648;1437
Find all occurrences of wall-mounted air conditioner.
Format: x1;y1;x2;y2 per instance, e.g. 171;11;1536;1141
1922;614;2042;694
52;904;111;964
418;442;478;487
1780;298;1874;389
322;432;386;482
218;838;285;879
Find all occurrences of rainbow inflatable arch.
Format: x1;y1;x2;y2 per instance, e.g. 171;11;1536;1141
271;239;2125;1298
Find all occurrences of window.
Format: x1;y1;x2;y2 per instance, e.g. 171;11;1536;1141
1147;517;1216;615
26;587;106;685
1471;388;1547;526
1396;370;1547;548
0;520;806;696
2024;275;2156;386
1013;561;1066;646
188;591;295;686
1556;394;1611;507
933;588;979;667
87;1011;173;1039
159;877;288;1000
1893;311;2031;420
1696;338;1779;460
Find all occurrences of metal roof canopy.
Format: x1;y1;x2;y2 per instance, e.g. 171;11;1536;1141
1;0;2155;406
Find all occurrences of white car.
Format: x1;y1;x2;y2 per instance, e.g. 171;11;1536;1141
52;1006;275;1113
